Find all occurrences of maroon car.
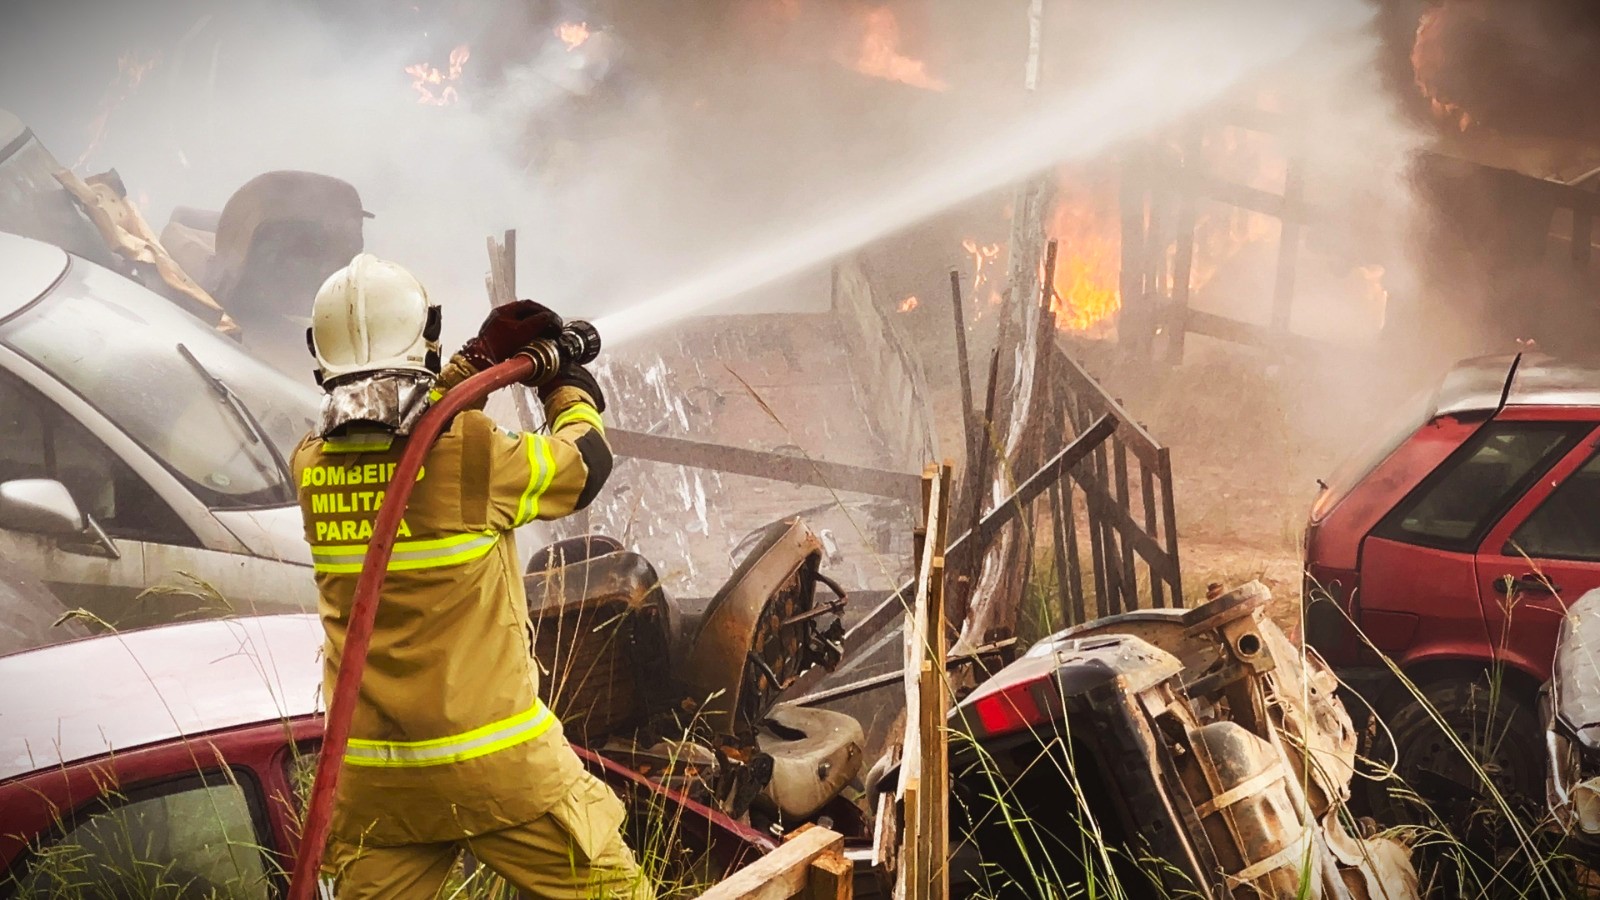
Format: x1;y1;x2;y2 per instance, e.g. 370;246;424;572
0;614;769;897
1305;352;1600;811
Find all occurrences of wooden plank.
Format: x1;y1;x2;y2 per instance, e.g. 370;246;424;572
899;781;920;900
1270;159;1305;334
484;230;538;433
1158;448;1184;604
502;229;517;298
697;827;845;900
922;462;952;900
949;269;977;458
803;850;853;900
1070;468;1178;581
1141;465;1164;608
1113;441;1139;612
1179;308;1355;363
1166;130;1200;368
1060;477;1084;624
607;429;922;504
1048;344;1165;466
1049;476;1072;626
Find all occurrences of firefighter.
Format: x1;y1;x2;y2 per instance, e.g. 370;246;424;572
291;254;651;899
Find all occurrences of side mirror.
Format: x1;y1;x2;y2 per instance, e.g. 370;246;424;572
0;479;85;535
0;479;120;559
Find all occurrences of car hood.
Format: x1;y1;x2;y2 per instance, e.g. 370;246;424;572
213;505;312;565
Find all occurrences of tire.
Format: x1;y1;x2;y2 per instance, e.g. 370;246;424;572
1358;674;1546;884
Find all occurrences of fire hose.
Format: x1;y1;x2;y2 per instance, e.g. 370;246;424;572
286;321;602;900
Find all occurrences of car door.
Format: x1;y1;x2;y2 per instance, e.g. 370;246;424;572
1474;423;1600;679
0;370;199;630
1358;419;1588;666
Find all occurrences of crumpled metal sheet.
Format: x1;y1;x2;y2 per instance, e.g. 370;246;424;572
1555;588;1600;751
317;372;433;437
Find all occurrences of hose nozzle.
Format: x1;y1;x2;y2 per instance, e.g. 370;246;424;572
516;320;602;386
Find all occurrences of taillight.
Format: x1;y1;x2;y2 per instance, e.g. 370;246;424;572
970;674;1055;739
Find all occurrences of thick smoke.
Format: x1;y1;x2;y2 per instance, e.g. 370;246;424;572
1414;0;1600;141
2;0;1384;353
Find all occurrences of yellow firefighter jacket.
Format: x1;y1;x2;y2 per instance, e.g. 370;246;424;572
291;357;612;846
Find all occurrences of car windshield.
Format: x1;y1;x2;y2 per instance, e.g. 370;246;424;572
0;257;317;508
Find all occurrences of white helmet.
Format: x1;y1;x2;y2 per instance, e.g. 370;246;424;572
308;254;441;384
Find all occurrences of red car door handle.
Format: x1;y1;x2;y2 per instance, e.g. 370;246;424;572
1492;575;1560;595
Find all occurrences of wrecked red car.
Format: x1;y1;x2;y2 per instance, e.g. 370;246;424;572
0;613;772;897
1305;352;1600;811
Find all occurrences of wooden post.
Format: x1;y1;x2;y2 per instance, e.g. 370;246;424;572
896;462;951;900
948;269;977;455
918;462;953;900
485;229;539;434
1165;127;1201;366
1269;158;1304;335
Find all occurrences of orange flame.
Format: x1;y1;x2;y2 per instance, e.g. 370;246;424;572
961;239;1002;294
1412;8;1473;132
77;52;160;170
849;7;947;92
898;295;920;313
404;44;471;106
557;21;591;51
1048;189;1121;333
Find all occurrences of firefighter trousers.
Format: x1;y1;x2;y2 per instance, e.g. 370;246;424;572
324;772;653;899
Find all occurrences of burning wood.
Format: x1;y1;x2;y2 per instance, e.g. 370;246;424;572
1047;179;1121;334
846;6;947;93
556;21;592;52
403;44;470;106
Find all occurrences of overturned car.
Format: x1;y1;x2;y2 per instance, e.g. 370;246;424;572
942;582;1418;899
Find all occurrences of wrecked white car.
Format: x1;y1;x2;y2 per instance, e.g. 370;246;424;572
0;230;318;638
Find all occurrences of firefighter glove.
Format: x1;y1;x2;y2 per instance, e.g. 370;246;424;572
541;363;607;413
460;300;563;370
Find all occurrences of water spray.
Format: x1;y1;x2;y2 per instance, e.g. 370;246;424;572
589;1;1367;347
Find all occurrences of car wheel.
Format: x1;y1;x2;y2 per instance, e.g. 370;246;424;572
1361;675;1545;874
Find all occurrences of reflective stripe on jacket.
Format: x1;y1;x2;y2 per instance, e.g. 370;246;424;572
291;364;612;846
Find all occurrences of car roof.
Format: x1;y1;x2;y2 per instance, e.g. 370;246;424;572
1434;353;1600;417
0;232;69;322
0;614;322;783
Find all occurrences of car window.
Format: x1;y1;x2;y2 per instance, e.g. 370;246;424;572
0;371;194;545
9;773;271;899
1508;450;1600;561
1374;422;1584;553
